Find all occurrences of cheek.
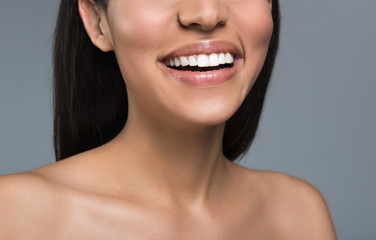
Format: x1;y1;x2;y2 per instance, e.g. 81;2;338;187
232;2;274;92
246;13;273;50
106;3;176;99
107;2;180;95
231;0;273;52
233;1;274;43
108;2;178;55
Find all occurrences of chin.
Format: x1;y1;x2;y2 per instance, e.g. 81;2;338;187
176;100;241;127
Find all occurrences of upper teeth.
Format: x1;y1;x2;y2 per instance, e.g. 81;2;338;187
166;52;234;67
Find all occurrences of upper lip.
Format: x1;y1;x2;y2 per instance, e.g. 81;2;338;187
159;40;243;61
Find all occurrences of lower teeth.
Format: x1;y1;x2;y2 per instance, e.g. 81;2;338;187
170;64;233;72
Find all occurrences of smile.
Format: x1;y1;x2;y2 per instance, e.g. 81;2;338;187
160;41;242;86
164;52;234;72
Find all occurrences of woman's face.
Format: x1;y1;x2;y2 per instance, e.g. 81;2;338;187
99;0;273;127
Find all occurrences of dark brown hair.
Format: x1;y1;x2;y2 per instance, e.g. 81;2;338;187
53;0;280;161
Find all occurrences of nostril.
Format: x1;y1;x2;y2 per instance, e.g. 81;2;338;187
177;2;229;32
185;21;223;32
189;23;201;28
217;21;225;27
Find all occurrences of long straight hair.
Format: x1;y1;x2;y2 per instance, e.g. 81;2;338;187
53;0;280;161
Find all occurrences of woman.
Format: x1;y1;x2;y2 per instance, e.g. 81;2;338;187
0;0;336;239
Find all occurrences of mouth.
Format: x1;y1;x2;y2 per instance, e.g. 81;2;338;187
159;41;242;86
163;52;235;72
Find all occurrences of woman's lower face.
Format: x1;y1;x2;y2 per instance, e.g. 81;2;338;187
103;0;273;127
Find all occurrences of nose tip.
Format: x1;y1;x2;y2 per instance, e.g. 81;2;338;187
178;0;228;32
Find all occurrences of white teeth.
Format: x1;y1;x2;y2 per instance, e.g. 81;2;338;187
169;59;175;67
219;53;226;64
180;56;189;66
189;56;197;66
174;58;181;67
197;54;209;67
225;53;234;64
166;52;234;68
209;53;220;67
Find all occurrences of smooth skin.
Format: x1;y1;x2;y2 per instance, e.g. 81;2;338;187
0;0;336;239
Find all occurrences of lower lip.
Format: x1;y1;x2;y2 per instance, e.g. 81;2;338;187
160;61;239;87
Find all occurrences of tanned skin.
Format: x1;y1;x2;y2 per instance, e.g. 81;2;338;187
0;150;336;239
0;0;336;238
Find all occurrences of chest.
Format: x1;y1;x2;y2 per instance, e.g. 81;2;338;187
56;202;279;240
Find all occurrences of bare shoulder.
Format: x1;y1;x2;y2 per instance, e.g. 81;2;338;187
0;171;62;239
261;170;336;239
237;167;337;239
0;171;59;212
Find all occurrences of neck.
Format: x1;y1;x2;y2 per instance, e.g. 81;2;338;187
101;109;231;206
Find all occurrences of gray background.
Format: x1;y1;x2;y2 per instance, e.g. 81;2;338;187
0;0;375;239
